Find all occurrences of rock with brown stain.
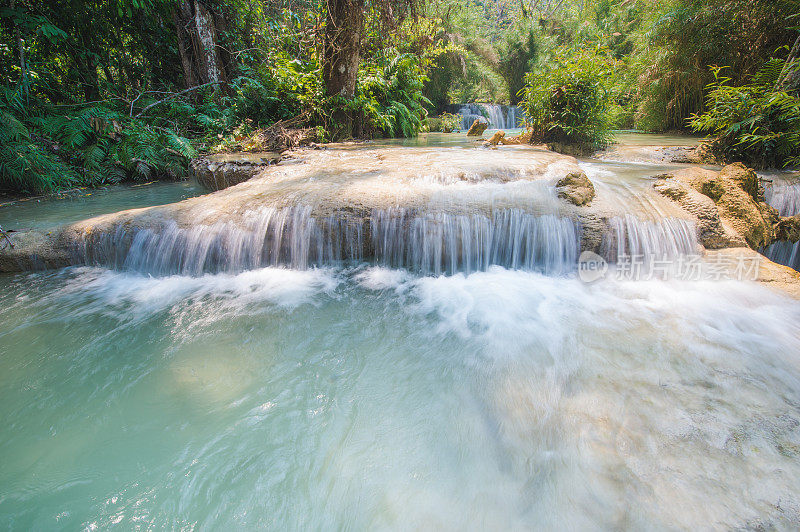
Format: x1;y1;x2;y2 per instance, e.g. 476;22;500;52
466;119;488;136
483;131;505;146
556;172;595;206
654;164;778;249
190;152;281;191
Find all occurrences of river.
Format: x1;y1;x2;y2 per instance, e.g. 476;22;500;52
0;132;799;529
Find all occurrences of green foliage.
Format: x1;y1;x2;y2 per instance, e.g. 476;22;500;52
521;48;614;153
425;112;461;132
0;89;77;193
637;0;798;131
348;53;431;138
497;25;539;105
690;61;800;169
0;85;198;193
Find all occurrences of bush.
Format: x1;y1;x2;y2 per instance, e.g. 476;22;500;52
690;60;800;169
520;49;614;153
425;112;461;132
0;86;197;193
347;52;432;138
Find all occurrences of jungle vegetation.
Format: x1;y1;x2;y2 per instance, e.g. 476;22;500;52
1;0;798;193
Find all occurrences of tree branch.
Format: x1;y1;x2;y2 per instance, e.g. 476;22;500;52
134;81;222;118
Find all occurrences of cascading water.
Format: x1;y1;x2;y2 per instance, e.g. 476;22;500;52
766;180;800;216
71;205;698;277
604;214;698;262
450;103;523;130
76;207;581;276
763;178;800;271
3;135;799;530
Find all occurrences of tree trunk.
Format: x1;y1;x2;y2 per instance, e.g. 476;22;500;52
173;0;227;90
777;34;800;90
322;0;364;98
192;0;225;85
174;3;198;89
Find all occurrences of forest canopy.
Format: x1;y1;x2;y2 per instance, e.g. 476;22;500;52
1;0;799;193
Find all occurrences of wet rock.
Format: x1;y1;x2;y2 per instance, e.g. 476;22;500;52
483;131;505;146
776;215;800;242
654;164;778;249
704;247;800;299
466;119;488;136
596;144;716;164
577;212;605;253
547;142;594;157
0;229;72;271
503;129;534;145
556;172;595;207
654;174;745;248
482;129;536;147
190;152;280;191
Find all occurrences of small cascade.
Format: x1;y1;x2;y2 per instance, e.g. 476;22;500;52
450;103;523;130
71;205;704;277
603;215;698;263
763;179;800;271
765;181;800;216
74;207;581;276
764;240;800;271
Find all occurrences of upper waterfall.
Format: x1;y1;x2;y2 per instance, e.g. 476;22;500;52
448;103;524;130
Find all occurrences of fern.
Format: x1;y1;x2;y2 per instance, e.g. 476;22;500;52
690;58;800;168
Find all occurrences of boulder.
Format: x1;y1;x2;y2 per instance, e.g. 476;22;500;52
190;152;280;191
466;119;488;136
776;215;800;242
653;174;745;248
503;129;534;145
556;172;595;207
653;164;778;249
483;131;505;146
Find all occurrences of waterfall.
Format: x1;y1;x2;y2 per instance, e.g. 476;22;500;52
765;181;800;217
70;206;703;277
603;215;698;262
450;103;523;130
74;207;580;276
763;180;800;271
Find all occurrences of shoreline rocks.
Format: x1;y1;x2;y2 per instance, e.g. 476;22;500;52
466;119;488;136
596;144;716;165
556;172;595;206
654;163;779;249
190;152;281;191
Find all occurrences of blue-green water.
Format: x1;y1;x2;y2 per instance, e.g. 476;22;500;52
0;180;202;231
1;266;799;529
1;135;800;529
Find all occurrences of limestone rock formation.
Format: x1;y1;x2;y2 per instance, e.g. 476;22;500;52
483;129;534;147
504;129;534;145
190;152;280;191
776;215;800;242
556;172;595;206
704;248;800;299
466;119;488;136
654;164;778;249
483;131;505;146
597;143;717;165
0;146;589;273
